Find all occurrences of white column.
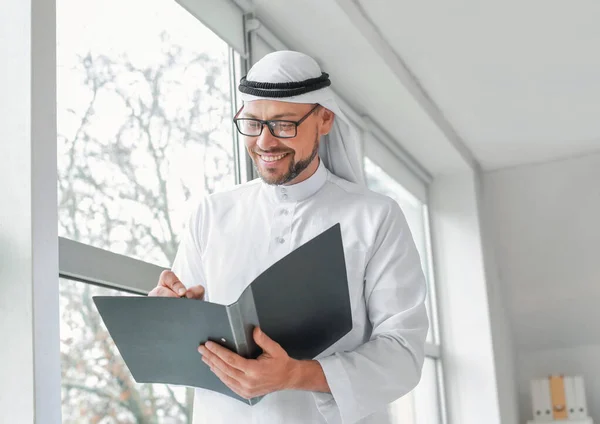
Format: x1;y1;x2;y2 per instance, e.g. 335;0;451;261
429;170;516;424
475;169;520;424
0;0;60;422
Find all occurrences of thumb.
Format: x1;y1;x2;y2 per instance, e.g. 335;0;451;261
185;285;205;300
253;327;281;354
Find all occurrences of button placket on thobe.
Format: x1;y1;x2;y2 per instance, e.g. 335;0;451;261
268;186;295;255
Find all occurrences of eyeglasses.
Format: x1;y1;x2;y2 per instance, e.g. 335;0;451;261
233;104;320;139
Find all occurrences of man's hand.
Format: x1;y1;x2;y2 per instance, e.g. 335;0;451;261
198;327;310;399
148;270;205;299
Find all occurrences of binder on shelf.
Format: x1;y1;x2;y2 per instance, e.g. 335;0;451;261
531;379;542;421
532;379;552;422
565;376;577;419
549;375;568;420
93;224;353;405
539;378;554;421
573;376;588;419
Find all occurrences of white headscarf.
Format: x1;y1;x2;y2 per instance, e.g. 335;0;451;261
239;51;365;185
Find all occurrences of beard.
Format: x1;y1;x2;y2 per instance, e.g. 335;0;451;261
253;133;320;186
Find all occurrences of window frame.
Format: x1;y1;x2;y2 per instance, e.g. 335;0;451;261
2;0;61;420
364;154;447;424
59;238;165;294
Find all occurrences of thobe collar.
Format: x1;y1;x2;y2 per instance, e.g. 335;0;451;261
262;158;328;203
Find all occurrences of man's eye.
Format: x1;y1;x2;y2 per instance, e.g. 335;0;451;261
274;122;295;133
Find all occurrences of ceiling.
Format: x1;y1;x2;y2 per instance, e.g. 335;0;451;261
237;0;600;175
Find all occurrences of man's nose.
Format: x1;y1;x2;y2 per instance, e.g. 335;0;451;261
255;126;280;151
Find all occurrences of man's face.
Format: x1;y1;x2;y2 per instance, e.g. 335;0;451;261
239;100;333;185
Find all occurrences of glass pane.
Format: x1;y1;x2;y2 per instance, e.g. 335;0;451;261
364;158;426;260
388;358;442;424
60;278;193;423
364;158;436;343
57;0;238;268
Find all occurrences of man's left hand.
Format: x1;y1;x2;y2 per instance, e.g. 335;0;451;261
198;327;300;399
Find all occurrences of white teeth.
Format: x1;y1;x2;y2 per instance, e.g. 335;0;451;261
261;153;287;162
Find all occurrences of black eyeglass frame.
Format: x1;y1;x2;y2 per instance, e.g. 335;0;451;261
233;104;320;139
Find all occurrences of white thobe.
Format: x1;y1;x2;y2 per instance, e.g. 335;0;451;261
171;160;429;424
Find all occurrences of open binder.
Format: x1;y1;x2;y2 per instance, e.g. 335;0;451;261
93;223;352;405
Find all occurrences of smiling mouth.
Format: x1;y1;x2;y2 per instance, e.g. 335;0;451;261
257;152;291;163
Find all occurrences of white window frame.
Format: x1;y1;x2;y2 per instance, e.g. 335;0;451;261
175;0;246;56
364;157;446;422
363;140;448;424
2;0;61;421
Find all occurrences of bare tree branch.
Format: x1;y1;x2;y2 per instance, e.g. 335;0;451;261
58;33;234;422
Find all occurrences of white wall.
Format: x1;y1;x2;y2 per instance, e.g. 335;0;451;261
430;171;517;424
484;152;600;423
475;171;520;424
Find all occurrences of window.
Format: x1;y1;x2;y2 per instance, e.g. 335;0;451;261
364;158;438;344
365;157;445;424
388;358;442;424
60;279;193;422
57;0;243;421
57;0;238;268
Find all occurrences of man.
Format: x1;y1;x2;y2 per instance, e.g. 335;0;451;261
149;51;429;424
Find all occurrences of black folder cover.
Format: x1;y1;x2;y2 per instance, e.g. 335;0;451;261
93;224;352;405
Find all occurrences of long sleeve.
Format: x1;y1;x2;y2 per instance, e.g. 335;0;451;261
312;199;429;424
170;200;208;299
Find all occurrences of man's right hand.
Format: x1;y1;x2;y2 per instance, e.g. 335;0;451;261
148;270;205;299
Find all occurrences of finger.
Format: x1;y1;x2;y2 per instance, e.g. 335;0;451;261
159;270;187;297
185;285;205;300
205;341;248;371
210;366;251;399
253;327;282;355
199;343;242;370
202;351;245;380
148;286;179;298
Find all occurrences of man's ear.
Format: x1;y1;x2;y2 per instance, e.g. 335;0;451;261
318;107;335;137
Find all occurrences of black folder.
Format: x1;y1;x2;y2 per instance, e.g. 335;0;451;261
93;223;352;405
